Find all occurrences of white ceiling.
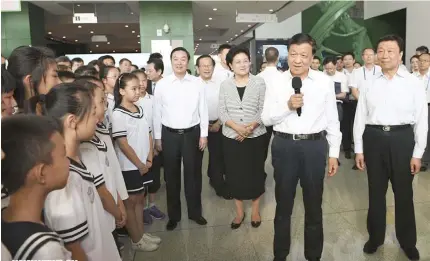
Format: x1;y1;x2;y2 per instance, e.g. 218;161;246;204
30;1;316;55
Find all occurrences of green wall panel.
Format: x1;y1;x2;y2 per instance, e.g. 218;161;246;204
139;1;194;69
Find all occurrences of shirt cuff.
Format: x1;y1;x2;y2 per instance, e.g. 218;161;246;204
412;146;424;159
354;142;363;154
328;147;340;158
154;132;161;140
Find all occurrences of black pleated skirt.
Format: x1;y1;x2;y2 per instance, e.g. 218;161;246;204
223;135;266;200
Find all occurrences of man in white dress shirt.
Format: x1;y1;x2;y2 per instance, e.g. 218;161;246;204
350;48;382;100
416;52;430;171
153;47;209;231
195;55;229;199
323;56;349;121
341;52;356;160
262;33;341;261
258;47;283;161
213;44;233;82
354;35;427;261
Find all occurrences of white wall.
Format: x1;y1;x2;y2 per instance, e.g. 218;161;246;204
364;1;430;67
254;12;302;40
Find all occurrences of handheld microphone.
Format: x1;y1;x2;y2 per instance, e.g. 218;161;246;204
292;77;302;117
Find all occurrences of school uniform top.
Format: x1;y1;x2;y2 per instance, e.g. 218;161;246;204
111;105;151;171
136;93;154;133
325;71;350;103
353;68;428;158
350;65;382;91
1;220;70;260
153;73;209;139
44;159;121;261
95;122;128;200
80;135;117;232
261;69;342;158
199;76;222;121
218;74;267;139
105;93;115;130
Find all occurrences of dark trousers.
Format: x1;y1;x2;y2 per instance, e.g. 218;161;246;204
363;126;416;248
336;102;343;122
207;127;226;193
421;105;430;166
264;126;273;161
162;125;202;221
272;135;327;260
148;152;162;194
341;100;357;152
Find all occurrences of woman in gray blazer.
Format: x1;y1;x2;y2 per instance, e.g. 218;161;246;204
218;46;267;229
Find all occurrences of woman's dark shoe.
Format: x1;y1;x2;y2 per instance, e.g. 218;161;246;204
251;213;261;228
231;213;245;229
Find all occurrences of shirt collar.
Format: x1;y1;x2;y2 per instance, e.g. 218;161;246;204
199;76;216;83
376;65;409;79
285;69;316;81
170;73;194;83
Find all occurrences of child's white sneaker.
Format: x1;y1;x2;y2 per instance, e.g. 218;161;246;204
131;238;159;252
142;233;162;244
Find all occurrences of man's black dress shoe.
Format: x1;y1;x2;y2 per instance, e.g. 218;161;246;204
307;259;320;261
420;165;427;172
402;246;420;260
345;150;352;159
363;240;381;254
166;220;178;231
189;216;207;225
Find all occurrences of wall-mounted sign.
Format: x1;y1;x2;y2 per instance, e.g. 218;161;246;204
210;43;220;49
236;13;278;23
156;29;162;37
73;13;98;24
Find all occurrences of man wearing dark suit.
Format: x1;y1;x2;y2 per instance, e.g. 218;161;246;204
146;58;164;95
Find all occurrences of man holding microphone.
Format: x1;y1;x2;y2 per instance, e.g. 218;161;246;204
262;33;341;261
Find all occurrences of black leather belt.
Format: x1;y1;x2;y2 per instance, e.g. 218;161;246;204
273;131;324;140
164;125;198;134
209;120;218;124
366;124;411;132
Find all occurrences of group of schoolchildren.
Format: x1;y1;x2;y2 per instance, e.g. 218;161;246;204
1;46;165;260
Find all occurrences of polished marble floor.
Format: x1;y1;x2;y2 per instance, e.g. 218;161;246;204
122;150;430;261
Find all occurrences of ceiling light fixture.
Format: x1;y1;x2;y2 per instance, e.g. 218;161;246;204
130;12;134;15
132;30;135;33
240;30;244;32
248;24;252;27
62;36;66;38
113;50;116;53
208;17;213;20
199;38;202;41
77;4;80;7
138;41;140;44
269;9;273;12
205;25;209;27
125;25;129;28
96;45;99;47
213;8;217;11
75;39;78;42
107;42;110;44
226;41;229;43
78;25;82;28
136;50;138;52
235;34;238;37
48;32;52;34
90;31;94;34
137;35;140;38
90;50;92;53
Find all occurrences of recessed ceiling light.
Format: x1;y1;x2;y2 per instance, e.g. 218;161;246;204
132;30;135;33
113;50;116;53
130;12;134;15
269;9;274;12
90;50;92;53
248;24;252;27
135;50;138;52
107;42;110;44
125;25;129;28
208;17;213;20
96;45;99;47
75;39;78;42
205;25;209;27
226;41;229;43
213;8;217;11
48;32;52;34
137;35;140;38
199;38;202;41
230;37;233;40
138;41;140;44
78;25;82;28
77;4;80;7
62;36;66;38
90;31;94;34
240;30;244;32
235;34;238;37
50;37;53;40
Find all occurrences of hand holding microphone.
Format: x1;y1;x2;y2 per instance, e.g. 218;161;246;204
288;77;303;116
